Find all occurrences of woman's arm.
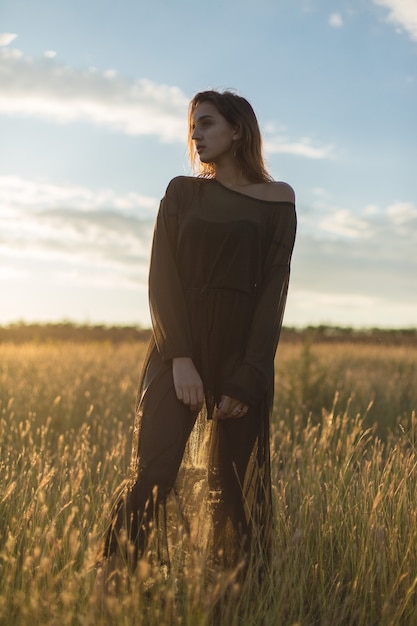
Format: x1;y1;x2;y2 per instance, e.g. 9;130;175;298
149;178;193;361
150;178;206;412
222;203;297;407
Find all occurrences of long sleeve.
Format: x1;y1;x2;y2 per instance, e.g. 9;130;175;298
148;178;193;361
222;205;297;405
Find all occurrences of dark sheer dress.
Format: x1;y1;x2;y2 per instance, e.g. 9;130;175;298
104;176;297;571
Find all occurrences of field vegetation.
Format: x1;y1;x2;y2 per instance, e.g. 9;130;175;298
0;324;417;625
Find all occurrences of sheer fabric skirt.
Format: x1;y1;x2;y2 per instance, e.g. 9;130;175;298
103;344;274;575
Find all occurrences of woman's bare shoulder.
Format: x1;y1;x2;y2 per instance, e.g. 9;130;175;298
263;181;295;203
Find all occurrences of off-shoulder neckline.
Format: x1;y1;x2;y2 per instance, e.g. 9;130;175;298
209;178;294;205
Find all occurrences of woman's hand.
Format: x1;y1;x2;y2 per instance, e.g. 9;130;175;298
172;357;204;412
214;395;249;420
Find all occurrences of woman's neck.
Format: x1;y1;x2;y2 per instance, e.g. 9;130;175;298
213;162;251;188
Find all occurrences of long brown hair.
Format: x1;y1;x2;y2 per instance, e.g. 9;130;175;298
188;90;273;183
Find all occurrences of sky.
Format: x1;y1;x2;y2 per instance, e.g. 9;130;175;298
1;0;416;329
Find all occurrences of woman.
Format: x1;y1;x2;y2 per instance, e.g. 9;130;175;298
102;89;296;579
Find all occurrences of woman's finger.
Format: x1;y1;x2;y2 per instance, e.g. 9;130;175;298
215;396;248;419
215;396;232;418
231;404;248;418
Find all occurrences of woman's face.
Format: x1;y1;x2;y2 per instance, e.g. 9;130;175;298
191;102;238;165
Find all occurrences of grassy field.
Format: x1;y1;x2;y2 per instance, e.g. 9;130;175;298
1;332;417;625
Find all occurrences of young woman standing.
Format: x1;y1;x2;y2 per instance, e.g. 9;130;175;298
101;90;296;580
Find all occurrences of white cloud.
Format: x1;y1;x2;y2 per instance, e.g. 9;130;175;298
319;209;371;239
0;266;24;281
0;175;157;214
0;47;336;155
0;48;189;141
289;220;417;328
0;33;17;46
373;0;417;41
264;133;334;160
329;13;343;28
364;204;381;216
386;201;417;225
306;192;417;244
0;175;158;291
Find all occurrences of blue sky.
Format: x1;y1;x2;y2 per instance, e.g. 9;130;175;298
1;0;416;328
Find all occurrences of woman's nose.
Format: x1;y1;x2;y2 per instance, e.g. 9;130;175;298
192;128;200;140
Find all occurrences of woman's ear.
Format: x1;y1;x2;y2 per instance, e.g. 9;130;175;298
232;124;242;141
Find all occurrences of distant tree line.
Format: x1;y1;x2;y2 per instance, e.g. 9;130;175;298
0;322;416;345
0;322;152;344
283;325;417;346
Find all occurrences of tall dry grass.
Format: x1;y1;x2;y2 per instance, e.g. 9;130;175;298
0;338;417;625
